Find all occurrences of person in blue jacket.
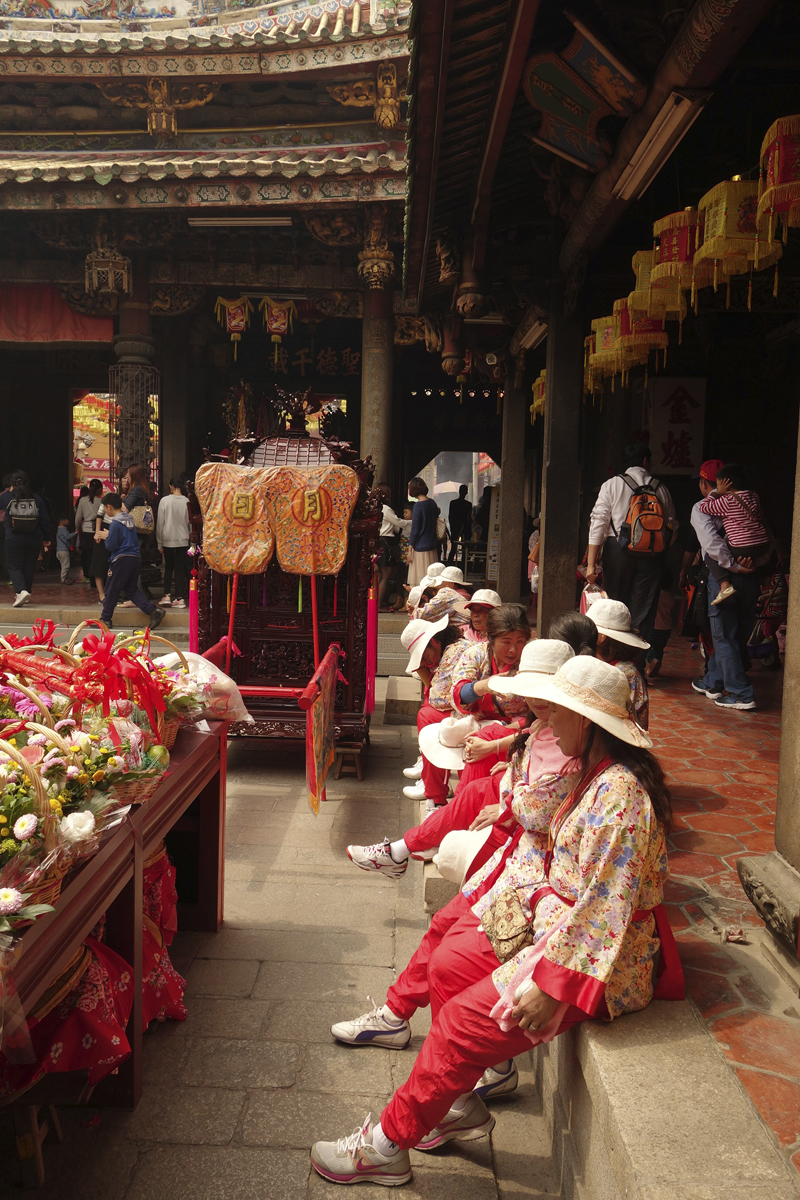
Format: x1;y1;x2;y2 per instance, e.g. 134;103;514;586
98;493;165;631
0;470;51;607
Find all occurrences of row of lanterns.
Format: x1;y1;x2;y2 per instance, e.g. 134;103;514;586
583;114;800;395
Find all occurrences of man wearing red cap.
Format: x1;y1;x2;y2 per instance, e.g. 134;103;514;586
686;459;757;711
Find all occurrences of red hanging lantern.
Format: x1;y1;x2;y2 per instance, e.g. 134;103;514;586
259;296;297;366
214;296;253;361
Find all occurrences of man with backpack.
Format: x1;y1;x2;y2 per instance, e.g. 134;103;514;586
585;442;678;651
0;470;51;607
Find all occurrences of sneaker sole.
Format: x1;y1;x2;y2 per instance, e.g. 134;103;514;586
691;683;723;699
409;848;437;862
474;1074;519;1101
345;848;407;879
310;1156;412;1187
415;1113;496;1151
331;1029;412;1049
715;701;757;711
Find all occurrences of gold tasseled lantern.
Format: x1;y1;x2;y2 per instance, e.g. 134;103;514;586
628;250;686;335
614;297;668;384
651;208;700;295
692;177;781;310
588;315;619;392
530;369;546;425
757;115;800;245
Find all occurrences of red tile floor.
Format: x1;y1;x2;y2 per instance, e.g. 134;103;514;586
649;635;800;1173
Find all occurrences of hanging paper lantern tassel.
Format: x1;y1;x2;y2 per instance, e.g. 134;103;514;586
298;577;303;614
273;334;281;367
333;575;338;617
226;575;231;614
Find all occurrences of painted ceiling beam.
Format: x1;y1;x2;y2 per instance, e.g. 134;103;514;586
402;0;452;313
559;0;778;274
469;0;540;272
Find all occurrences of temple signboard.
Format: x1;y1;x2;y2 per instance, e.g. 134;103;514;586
649;378;706;476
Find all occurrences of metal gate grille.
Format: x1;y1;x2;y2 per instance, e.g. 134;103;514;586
108;362;161;493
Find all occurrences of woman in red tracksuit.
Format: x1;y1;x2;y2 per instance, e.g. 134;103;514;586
312;657;682;1187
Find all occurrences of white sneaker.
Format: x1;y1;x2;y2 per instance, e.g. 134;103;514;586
347;839;408;880
423;797;447;819
474;1061;519;1100
409;846;437;862
311;1114;412;1186
331;998;411;1049
12;591;31;608
160;595;171;605
402;780;426;800
172;599;186;608
414;1091;495;1151
403;757;423;780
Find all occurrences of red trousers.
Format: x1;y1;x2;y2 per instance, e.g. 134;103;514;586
386;892;498;1021
381;974;588;1149
417;703;450;803
454;721;509;791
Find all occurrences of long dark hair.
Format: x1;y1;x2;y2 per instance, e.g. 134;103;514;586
88;477;103;502
431;623;466;654
581;726;672;831
126;463;153;505
548;611;597;656
11;472;32;500
596;635;640;664
486;603;530;642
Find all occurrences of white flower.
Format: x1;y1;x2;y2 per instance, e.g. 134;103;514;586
0;887;23;915
66;765;79;779
107;756;121;770
27;734;47;746
13;813;38;841
60;810;96;845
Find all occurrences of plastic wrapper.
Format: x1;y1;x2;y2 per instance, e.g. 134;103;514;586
579;583;607;614
194;462;275;576
154;652;254;724
262;464;360;576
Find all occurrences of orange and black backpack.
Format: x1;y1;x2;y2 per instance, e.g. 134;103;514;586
614;473;667;554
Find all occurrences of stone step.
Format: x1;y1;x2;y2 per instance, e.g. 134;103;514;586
417;799;459;914
378;612;407;677
384;675;422;725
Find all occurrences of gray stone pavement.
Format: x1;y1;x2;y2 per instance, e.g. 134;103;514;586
0;711;559;1198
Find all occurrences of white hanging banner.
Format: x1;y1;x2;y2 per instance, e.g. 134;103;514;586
649;377;706;476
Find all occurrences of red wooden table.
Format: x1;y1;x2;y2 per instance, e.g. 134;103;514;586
11;721;228;1110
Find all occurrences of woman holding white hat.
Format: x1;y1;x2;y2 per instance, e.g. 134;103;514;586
313;657;681;1187
348;639;579;886
401;615;468;813
587;598;650;729
462;588;501;643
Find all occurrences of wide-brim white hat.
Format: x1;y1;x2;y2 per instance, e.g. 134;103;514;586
440;566;464;585
513;656;652;747
587;598;650;650
434;827;493;886
401;614;450;674
488;638;575;698
418;714;481;770
426;563;446;579
465;589;502;609
419;575;445;591
407;586;422;608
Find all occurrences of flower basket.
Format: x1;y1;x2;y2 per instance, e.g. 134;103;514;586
161;718;180;751
66;619;110;655
1;681;55;728
109;776;162;805
29;943;92;1022
0;737;65;914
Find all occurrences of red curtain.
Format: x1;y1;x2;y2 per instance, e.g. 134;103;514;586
0;285;114;344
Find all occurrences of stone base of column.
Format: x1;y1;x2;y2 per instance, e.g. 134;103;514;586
738;851;800;955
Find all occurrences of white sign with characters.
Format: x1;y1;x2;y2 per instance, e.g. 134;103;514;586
649;377;706;476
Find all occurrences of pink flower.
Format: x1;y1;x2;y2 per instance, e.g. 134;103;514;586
19;745;43;766
55;719;76;731
13;813;37;841
0;887;23;915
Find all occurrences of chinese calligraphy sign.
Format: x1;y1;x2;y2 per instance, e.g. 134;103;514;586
650;378;706;476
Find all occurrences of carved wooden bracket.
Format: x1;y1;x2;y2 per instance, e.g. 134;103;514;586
394;315;442;354
358;202;394;290
326;62;405;130
96;78;220;141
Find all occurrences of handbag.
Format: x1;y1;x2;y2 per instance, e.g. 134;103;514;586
130;505;155;533
480;886;534;963
436;515;447;541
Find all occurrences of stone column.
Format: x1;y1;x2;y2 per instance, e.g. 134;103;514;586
358;203;394;481
537;286;584;636
496;383;527;602
739;417;800;962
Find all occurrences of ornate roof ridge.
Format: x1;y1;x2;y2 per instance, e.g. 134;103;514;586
0;2;410;45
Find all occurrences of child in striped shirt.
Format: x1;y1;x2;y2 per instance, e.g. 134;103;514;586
697;463;770;605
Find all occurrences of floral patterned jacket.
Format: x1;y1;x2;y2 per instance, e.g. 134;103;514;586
451;641;529;722
491;763;669;1020
426;638;469;712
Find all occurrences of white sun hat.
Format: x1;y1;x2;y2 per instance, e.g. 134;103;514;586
407;586;422;609
401;614;450;674
426;563;446;579
434;826;493;886
489;638;575;698
511;656;652;747
418;713;481;770
419;574;445;591
440;565;464;585
587;599;650;650
465;589;502;609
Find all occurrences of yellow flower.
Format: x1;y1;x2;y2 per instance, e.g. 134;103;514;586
49;798;62;813
7;738;15;746
77;772;90;785
69;745;81;752
89;735;100;742
92;770;105;782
